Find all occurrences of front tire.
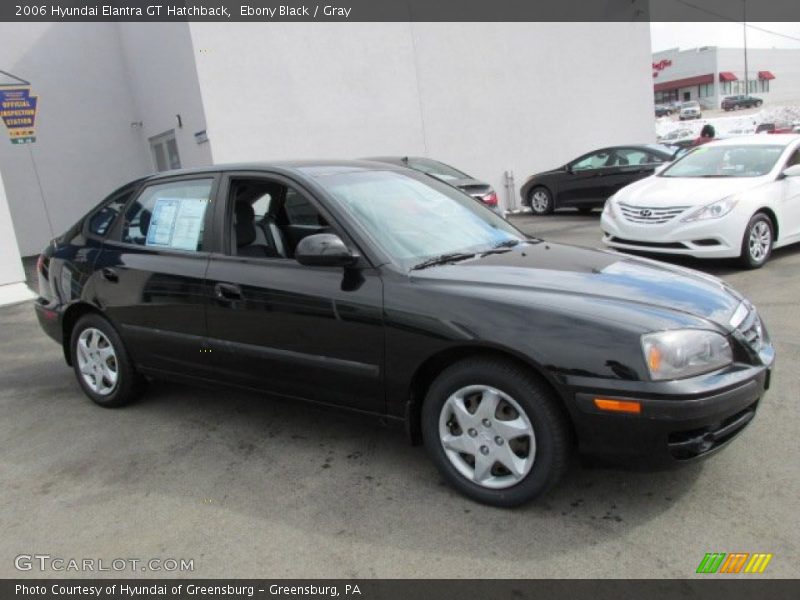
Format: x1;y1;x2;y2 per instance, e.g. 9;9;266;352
739;213;774;269
70;313;142;407
527;186;554;215
422;358;571;507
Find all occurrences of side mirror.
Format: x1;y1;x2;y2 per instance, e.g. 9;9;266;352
295;233;359;267
781;164;800;178
564;164;574;174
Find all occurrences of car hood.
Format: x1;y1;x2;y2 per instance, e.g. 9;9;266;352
613;174;770;208
411;242;743;328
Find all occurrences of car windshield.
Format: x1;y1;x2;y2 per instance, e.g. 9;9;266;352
660;145;784;178
318;170;525;269
406;158;470;182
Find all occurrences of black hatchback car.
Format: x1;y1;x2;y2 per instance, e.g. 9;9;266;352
35;161;773;506
520;145;676;215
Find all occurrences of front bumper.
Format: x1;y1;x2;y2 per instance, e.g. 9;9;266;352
563;361;772;466
600;210;745;259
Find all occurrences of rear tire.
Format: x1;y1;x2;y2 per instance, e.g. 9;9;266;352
70;313;142;407
422;357;571;507
739;213;774;269
527;186;554;215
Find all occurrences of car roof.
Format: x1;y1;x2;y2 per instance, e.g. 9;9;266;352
704;134;800;147
141;159;406;182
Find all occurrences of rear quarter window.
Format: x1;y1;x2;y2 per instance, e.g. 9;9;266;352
85;185;139;238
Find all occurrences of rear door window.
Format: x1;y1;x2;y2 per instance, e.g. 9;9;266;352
121;179;214;251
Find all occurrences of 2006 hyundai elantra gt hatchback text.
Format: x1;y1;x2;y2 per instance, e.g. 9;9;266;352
35;161;775;506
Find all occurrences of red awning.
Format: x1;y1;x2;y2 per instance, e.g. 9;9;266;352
653;73;714;93
758;71;776;80
719;72;738;82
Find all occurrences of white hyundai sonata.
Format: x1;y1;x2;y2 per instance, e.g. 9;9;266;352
601;135;800;268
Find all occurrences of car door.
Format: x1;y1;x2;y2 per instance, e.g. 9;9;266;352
606;148;666;195
204;172;385;413
94;174;219;378
559;149;620;206
778;147;800;241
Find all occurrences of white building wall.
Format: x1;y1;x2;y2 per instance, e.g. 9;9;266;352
118;22;213;170
190;22;655;209
0;171;25;285
0;23;152;256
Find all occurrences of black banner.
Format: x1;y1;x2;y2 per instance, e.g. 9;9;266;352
3;580;800;600
2;0;800;22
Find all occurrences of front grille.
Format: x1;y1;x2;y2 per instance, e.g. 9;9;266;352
618;202;689;224
609;236;687;249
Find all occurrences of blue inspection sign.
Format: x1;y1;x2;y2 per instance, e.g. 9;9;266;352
0;85;38;144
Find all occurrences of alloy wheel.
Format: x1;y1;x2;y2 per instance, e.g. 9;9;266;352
438;385;536;489
530;190;550;214
748;221;771;263
76;327;119;396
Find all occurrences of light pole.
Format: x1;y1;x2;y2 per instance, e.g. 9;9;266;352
743;0;749;95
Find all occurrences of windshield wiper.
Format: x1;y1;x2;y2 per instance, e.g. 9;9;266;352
493;239;522;249
411;252;476;271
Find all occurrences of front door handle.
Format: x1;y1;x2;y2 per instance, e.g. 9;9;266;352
100;267;119;283
214;282;243;301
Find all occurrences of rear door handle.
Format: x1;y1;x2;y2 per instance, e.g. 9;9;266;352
214;283;242;301
100;267;119;283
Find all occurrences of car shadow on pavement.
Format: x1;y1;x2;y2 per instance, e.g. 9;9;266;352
97;376;704;562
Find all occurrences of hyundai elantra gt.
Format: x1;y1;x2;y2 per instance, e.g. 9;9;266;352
602;135;800;268
35;161;774;506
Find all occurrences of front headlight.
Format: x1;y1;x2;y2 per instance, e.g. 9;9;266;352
602;196;616;220
681;197;738;222
641;329;733;380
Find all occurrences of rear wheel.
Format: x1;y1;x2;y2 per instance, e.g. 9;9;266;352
70;313;142;407
739;213;774;269
422;358;571;507
528;187;553;215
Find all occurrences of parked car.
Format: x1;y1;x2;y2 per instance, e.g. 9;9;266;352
679;101;702;120
658;127;694;143
520;145;676;215
756;121;795;134
34;160;774;506
365;156;499;211
654;105;673;117
601;135;800;268
721;95;763;111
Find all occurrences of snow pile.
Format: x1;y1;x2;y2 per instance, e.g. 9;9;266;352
656;104;800;141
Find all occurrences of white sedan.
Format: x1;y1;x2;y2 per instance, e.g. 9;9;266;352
601;135;800;268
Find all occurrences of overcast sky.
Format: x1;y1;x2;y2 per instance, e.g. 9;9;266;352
650;22;800;52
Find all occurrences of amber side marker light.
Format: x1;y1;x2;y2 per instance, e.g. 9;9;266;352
593;398;642;414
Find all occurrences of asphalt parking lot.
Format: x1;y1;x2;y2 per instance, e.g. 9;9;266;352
1;212;798;579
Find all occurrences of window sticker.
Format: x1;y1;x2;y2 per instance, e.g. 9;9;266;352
146;197;207;251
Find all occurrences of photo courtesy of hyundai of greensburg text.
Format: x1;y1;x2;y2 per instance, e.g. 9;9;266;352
0;1;798;599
